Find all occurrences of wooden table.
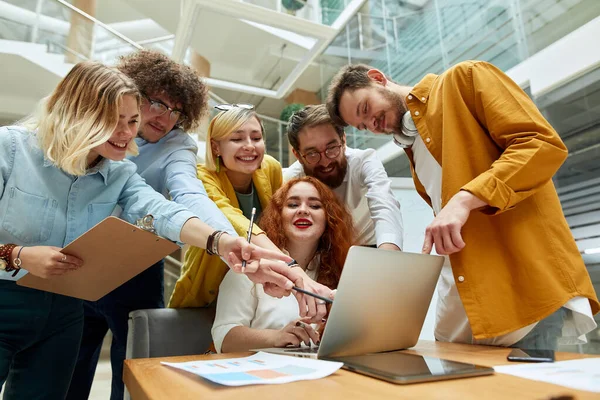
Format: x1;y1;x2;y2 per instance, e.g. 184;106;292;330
124;341;598;400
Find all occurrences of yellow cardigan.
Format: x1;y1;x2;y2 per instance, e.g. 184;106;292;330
168;155;282;308
404;61;599;338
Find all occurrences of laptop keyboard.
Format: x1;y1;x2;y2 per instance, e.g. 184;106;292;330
284;347;319;354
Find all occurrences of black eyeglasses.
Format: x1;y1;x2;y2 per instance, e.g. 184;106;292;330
143;94;187;125
214;103;255;111
300;143;344;165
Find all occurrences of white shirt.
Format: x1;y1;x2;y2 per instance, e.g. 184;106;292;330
212;262;319;353
411;134;597;346
284;147;403;249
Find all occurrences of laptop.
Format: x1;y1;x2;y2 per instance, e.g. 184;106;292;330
256;246;494;383
258;246;443;358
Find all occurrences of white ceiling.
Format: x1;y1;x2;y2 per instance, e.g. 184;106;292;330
0;52;63;120
117;0;343;117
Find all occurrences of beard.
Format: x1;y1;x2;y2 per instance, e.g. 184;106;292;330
379;87;408;136
306;156;348;189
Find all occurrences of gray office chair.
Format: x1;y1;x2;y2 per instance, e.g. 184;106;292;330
124;307;216;399
126;307;216;360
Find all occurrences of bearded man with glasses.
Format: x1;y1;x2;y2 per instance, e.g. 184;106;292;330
284;104;403;251
67;50;238;400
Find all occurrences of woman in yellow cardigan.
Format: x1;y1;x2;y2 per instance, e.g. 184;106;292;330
169;105;331;320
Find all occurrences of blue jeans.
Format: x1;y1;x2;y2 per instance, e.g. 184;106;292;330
511;307;567;350
66;260;164;400
0;280;83;400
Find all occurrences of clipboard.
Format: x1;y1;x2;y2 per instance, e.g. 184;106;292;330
17;216;179;301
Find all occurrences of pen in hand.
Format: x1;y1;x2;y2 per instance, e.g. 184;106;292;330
293;286;333;304
241;207;256;273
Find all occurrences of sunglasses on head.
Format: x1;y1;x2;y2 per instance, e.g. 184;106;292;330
214;103;255;111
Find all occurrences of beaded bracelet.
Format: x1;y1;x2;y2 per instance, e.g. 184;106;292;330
0;243;18;271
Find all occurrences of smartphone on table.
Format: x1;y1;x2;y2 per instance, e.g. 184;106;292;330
507;348;555;363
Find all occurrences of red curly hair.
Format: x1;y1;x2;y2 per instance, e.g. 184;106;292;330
260;177;355;289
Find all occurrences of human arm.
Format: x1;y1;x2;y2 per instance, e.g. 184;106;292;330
211;270;259;353
460;61;568;214
0;127;12;195
5;246;82;279
223;319;319;353
359;149;404;250
118;173;294;288
164;150;297;289
423;61;565;255
0;128;83;280
201;165;333;316
213;271;318;353
379;243;401;251
421;190;486;255
163;147;236;235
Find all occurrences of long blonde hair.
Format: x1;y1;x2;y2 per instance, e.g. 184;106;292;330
205;108;264;171
21;61;140;176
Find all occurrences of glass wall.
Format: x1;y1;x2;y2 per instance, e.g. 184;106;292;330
315;0;600;177
0;0;139;64
314;0;600;352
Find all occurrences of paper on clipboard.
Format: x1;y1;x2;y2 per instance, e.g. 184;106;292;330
17;216;179;301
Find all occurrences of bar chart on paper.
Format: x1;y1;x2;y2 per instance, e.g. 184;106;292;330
161;352;343;386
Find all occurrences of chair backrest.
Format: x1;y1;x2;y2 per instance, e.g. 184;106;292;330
126;307;216;359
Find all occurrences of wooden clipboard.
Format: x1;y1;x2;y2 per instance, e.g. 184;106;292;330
17;216;179;301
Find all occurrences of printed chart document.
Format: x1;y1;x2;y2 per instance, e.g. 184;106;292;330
161;352;343;386
495;358;600;393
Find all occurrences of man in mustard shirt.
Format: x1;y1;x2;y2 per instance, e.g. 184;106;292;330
326;60;598;350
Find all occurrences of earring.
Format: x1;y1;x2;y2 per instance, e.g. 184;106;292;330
215;155;221;173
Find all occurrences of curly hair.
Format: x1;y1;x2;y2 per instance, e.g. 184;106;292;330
117;49;209;131
259;177;356;289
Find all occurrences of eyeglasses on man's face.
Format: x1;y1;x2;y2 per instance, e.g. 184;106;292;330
214;103;255;111
143;94;187;125
300;143;344;165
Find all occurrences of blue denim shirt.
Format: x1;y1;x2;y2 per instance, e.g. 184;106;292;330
130;129;235;235
0;126;196;281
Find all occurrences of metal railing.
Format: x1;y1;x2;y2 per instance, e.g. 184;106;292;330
1;0;290;165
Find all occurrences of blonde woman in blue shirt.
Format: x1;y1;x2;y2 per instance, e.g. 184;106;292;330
0;61;291;400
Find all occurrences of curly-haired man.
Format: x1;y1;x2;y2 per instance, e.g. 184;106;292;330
67;50;237;400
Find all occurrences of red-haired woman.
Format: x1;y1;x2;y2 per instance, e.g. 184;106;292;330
212;177;355;352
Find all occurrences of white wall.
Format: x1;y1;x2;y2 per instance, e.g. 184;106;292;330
391;177;438;341
506;15;600;97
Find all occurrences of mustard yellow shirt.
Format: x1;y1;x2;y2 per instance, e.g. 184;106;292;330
404;60;599;338
168;155;283;308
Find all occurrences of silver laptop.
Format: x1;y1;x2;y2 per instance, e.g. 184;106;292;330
257;246;444;359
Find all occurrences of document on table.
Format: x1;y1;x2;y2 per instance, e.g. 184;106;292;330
495;358;600;393
161;352;343;386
